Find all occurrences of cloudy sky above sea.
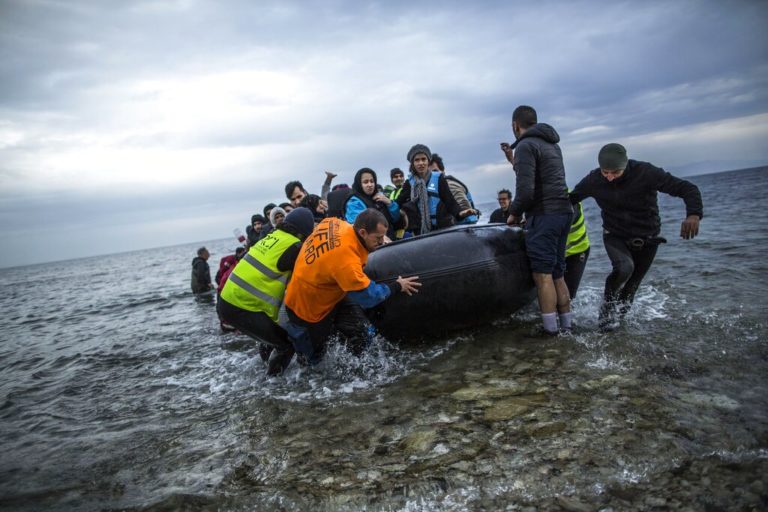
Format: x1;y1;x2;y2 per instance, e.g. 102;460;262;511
1;0;767;268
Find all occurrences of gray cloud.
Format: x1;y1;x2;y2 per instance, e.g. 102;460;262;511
1;0;767;267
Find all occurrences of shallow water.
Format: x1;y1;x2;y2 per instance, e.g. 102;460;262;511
1;167;767;511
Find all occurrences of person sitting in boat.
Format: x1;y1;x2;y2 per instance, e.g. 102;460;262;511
344;168;406;241
490;189;513;224
257;203;276;241
218;208;316;376
285;180;307;208
326;183;352;219
245;214;266;247
429;153;479;224
283;209;421;365
258;206;286;240
396;144;475;236
191;246;214;295
284;171;337;208
384;168;405;201
299;193;328;224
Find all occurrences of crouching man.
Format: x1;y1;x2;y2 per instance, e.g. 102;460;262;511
283;208;421;365
217;208;316;375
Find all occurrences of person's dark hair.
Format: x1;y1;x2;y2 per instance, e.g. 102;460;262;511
353;208;388;232
263;203;277;218
278;202;291;210
497;188;512;200
284;180;305;200
430;154;445;171
352;168;378;196
332;183;350;191
299;194;321;211
512;105;537;129
197;247;207;256
251;214;266;225
390;167;404;180
235;247;246;257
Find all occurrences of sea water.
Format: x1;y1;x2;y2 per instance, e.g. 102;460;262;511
1;167;766;511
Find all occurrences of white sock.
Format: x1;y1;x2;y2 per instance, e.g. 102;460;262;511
559;312;573;331
541;312;558;333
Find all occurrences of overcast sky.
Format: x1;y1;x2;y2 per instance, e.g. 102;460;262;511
1;0;767;268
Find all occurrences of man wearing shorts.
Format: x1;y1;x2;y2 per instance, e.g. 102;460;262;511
502;105;574;335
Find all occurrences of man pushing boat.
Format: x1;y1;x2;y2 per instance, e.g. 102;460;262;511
283;208;421;365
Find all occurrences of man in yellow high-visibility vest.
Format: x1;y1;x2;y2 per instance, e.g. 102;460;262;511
218;208;315;375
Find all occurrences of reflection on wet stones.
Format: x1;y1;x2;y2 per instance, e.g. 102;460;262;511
212;327;768;511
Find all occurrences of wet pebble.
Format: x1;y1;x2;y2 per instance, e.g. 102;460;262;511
556;495;593;512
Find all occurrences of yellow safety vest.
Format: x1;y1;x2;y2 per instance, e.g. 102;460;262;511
220;229;300;321
566;202;590;257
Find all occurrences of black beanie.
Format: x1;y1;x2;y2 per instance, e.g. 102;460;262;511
407;144;432;163
251;214;266;224
598;143;628;170
283;207;315;238
263;203;277;218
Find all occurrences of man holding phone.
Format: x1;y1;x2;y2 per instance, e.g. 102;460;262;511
501;106;574;336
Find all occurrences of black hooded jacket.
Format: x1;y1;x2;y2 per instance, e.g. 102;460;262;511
569;159;703;239
190;256;212;293
509;123;572;217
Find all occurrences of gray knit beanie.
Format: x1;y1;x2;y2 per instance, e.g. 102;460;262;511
407;144;432;163
269;206;287;226
598;143;628;170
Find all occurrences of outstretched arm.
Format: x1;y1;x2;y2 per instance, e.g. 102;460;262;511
320;171;337;200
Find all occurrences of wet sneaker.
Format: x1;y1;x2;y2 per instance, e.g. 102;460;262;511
258;343;273;362
598;318;620;333
598;307;619;333
266;349;295;376
532;326;559;338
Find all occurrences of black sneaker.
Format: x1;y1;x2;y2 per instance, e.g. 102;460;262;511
532;326;559;338
598;318;619;333
266;348;295;376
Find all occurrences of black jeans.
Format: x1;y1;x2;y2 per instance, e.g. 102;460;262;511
601;235;659;319
217;298;293;353
564;247;590;299
286;300;371;363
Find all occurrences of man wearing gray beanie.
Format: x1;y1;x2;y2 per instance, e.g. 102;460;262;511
569;143;703;331
394;144;476;235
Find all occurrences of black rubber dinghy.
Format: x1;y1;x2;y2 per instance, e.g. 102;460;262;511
364;224;535;341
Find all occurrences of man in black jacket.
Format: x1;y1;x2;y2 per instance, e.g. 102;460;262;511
569;143;703;331
490;189;512;224
503;105;574;335
191;246;213;295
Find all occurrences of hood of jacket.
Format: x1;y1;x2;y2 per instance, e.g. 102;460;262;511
511;123;560;149
352;167;378;197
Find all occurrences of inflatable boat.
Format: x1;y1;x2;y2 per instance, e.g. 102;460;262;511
364;224;535;341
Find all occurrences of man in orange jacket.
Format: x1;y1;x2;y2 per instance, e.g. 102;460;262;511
284;208;421;364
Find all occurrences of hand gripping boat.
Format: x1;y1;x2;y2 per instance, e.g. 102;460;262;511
364;224;536;341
